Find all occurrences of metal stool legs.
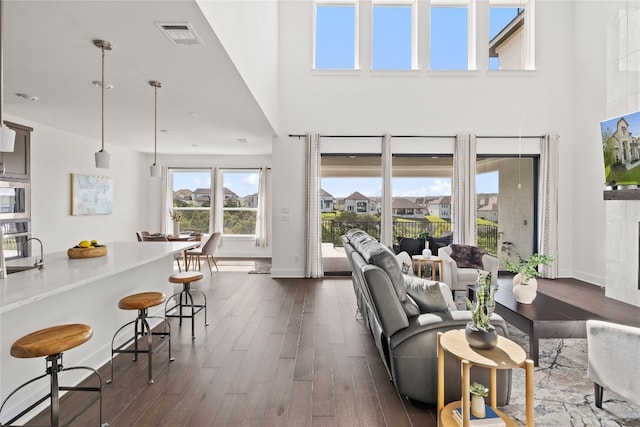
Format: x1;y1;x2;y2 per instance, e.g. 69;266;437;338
0;352;107;426
107;308;174;385
165;282;209;339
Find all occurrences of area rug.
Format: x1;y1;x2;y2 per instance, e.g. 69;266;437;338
501;327;640;426
452;295;640;425
248;259;271;274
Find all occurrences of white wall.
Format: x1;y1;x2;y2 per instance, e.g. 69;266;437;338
196;0;280;132
6;114;147;254
273;0;580;278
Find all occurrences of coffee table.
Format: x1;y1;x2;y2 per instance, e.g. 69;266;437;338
467;284;600;366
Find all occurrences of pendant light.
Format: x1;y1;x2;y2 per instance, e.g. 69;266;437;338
0;0;15;153
94;39;112;169
149;80;162;178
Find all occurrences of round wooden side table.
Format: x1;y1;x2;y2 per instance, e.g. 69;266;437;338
437;329;535;427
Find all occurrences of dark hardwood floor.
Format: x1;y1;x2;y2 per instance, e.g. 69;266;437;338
22;271;640;426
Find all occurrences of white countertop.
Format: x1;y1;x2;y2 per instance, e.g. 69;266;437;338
0;241;197;314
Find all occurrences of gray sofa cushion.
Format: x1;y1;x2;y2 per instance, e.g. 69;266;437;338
404;277;451;318
359;241;420;316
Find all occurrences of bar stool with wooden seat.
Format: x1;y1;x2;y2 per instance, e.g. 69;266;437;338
165;271;209;339
107;292;174;385
0;324;107;427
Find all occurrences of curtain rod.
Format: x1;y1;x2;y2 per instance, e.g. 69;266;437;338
289;134;544;139
289;134;455;139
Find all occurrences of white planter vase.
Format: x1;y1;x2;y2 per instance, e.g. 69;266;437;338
172;221;180;236
471;394;486;418
512;274;538;304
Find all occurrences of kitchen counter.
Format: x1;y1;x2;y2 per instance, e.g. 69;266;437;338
0;241;196;314
0;240;198;423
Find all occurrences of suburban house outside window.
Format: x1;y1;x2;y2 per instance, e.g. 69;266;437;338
430;0;475;70
489;0;535;70
222;170;260;236
314;1;358;69
372;0;417;70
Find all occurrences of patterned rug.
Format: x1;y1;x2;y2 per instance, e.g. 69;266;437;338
248;259;271;274
452;294;640;426
501;327;640;426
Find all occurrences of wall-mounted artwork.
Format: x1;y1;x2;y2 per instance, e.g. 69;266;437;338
71;173;113;215
601;110;640;186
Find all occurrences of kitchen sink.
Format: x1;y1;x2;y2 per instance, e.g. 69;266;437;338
6;265;38;274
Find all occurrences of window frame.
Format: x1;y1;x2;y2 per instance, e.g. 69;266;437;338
221;168;261;237
167;167;213;235
371;0;418;70
313;0;360;70
488;0;535;71
429;0;476;71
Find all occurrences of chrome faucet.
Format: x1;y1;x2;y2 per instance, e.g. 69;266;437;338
25;237;44;269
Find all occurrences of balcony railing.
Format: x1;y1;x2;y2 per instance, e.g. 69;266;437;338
322;220;499;256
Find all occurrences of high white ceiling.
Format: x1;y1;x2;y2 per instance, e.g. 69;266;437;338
2;0;276;156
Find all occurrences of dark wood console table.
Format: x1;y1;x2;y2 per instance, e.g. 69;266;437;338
468;284;601;366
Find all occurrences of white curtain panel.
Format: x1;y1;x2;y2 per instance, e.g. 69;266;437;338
381;134;393;247
453;133;477;245
539;134;559;278
213;167;224;235
255;166;270;247
304;133;324;278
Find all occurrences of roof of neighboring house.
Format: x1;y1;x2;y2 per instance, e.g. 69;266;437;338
478;203;498;211
320;189;333;198
223;187;239;198
429;196;451;205
392;198;423;209
193;188;210;195
489;9;524;57
174;189;193;199
345;191;369;201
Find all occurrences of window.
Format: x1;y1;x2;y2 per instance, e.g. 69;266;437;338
314;2;358;69
430;2;471;70
489;0;535;70
169;169;212;234
372;2;415;70
222;170;260;236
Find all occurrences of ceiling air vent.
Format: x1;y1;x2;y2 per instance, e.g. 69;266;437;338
156;22;201;46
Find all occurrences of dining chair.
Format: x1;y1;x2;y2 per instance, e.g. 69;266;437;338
186;232;221;274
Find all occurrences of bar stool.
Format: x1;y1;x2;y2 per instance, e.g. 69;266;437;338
165;271;209;339
0;324;107;427
107;292;174;385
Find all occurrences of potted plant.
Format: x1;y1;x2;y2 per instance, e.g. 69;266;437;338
502;253;555;304
169;209;183;236
464;271;498;349
470;382;489;418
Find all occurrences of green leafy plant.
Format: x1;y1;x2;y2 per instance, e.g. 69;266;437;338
470;382;489;397
465;271;497;332
169;209;183;222
502;253;555;281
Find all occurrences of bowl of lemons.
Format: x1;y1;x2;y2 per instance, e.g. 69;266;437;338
67;240;108;259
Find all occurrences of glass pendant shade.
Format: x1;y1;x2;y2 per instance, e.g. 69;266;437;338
150;163;161;177
0;126;15;152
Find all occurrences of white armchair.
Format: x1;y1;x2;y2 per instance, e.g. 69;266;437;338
587;319;640;408
438;245;499;294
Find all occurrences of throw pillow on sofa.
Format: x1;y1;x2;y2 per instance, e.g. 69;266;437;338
404;277;452;318
395;251;415;276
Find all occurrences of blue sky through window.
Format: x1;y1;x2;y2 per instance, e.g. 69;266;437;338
372;6;412;70
315;5;355;69
489;7;522;70
430;7;468;70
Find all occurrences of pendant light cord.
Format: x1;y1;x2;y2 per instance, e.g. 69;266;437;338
154;84;157;165
101;45;105;152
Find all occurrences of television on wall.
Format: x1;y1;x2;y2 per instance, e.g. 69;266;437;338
601;110;640;187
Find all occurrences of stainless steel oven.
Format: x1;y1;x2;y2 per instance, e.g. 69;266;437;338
1;220;31;260
0;181;30;220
